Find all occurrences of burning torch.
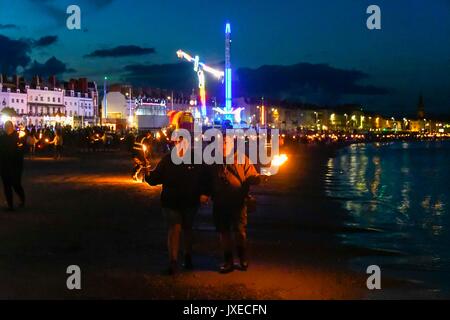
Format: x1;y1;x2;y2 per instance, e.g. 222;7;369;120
260;154;289;176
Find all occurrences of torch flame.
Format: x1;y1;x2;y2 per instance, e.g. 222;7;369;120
271;154;288;167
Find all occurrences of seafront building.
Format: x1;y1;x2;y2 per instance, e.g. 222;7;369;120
101;84;198;131
0;75;98;128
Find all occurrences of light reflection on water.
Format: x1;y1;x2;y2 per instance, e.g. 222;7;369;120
326;141;450;295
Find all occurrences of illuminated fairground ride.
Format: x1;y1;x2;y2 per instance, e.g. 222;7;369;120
176;50;224;120
176;23;245;126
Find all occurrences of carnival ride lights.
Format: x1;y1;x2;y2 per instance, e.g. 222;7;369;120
212;106;245;123
225;22;232;119
176;50;224;118
211;22;244;124
176;23;244;125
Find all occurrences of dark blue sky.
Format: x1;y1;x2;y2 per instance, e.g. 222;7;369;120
1;0;449;116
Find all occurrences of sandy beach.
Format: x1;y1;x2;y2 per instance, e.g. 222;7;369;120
0;145;412;299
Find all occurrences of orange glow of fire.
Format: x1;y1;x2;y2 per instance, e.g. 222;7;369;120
271;154;288;167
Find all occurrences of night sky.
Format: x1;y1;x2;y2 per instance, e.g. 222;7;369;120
1;0;449;116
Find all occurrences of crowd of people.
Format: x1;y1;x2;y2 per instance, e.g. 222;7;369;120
20;125;124;156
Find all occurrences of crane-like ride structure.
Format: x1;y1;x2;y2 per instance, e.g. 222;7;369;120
176;50;224;118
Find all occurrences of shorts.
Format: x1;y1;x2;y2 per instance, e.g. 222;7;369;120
213;206;247;233
162;207;197;228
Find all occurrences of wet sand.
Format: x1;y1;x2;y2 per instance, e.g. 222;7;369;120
0;146;408;299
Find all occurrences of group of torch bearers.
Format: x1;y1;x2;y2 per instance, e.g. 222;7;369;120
133;125;288;275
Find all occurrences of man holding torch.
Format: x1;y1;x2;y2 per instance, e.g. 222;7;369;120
145;136;206;275
204;133;288;274
205;135;262;274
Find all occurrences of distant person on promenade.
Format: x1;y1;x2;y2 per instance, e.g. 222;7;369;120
145;137;207;275
205;135;261;274
49;130;64;160
0;121;26;211
26;129;38;158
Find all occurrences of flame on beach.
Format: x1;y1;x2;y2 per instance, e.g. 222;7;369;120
271;154;288;167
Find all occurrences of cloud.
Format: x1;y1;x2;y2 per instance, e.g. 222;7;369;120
33;35;58;48
85;45;156;58
0;35;32;74
0;34;74;78
235;63;389;104
121;62;388;105
122;63;197;90
0;24;19;30
24;56;76;77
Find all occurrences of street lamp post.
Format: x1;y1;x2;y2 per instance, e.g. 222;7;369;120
103;76;108;123
167;92;174;111
128;87;132;118
314;112;318;130
93;81;98;126
126;87;133;129
262;97;267;128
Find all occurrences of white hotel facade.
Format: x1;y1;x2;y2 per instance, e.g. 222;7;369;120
0;82;98;128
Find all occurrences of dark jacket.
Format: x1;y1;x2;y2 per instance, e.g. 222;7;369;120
0;131;24;176
207;155;260;209
146;152;205;210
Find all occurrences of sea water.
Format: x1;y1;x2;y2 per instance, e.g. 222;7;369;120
325;140;450;297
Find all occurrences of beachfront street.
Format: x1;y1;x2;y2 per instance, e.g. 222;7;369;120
0;148;375;299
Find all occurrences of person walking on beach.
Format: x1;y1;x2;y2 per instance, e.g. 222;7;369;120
49;130;63;160
0;121;26;211
146;137;206;275
206;135;261;274
26;129;38;158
